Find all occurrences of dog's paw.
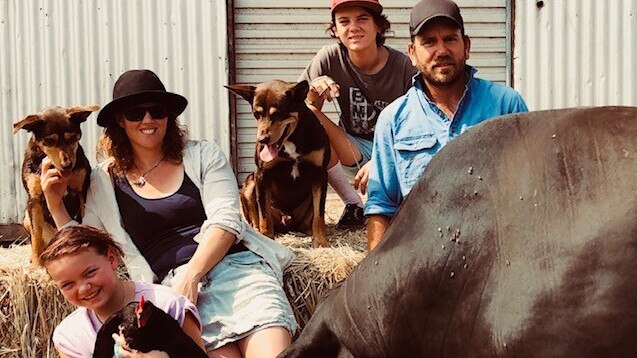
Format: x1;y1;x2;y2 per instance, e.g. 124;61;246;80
311;238;330;248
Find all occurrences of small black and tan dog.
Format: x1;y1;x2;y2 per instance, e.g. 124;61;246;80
227;80;330;247
13;105;98;264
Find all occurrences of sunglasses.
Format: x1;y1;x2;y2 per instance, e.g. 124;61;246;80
122;105;170;122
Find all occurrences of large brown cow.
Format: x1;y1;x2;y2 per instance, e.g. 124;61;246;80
279;106;637;358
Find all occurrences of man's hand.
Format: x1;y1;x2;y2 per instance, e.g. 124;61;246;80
354;162;371;195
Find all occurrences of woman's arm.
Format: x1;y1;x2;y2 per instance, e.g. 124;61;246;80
173;227;235;304
173;140;241;303
41;157;73;228
196;140;244;239
42;157;106;230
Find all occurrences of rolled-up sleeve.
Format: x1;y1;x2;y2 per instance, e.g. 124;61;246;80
196;140;244;241
364;110;402;218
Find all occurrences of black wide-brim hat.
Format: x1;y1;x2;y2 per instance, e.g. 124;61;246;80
97;69;188;127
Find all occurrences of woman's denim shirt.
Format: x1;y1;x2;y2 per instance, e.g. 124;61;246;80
365;67;529;218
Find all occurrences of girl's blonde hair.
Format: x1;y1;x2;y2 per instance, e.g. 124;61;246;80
40;225;124;266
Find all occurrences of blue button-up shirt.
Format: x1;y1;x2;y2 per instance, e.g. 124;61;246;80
365;67;529;218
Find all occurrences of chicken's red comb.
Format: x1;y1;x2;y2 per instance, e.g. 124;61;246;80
136;296;147;328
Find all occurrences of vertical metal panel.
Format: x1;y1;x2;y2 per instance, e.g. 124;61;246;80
514;0;637;110
0;0;229;224
233;0;510;182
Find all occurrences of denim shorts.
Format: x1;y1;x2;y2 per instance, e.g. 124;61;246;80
162;250;298;351
342;135;373;178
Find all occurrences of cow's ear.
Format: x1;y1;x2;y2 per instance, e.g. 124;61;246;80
13;114;43;134
226;84;256;104
287;80;309;102
67;105;100;125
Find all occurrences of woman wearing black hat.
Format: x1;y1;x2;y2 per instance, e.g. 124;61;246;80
299;0;417;233
42;69;297;357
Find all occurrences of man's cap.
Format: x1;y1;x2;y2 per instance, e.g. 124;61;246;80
410;0;464;36
331;0;383;15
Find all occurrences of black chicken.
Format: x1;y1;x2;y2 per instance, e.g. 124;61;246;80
94;296;207;358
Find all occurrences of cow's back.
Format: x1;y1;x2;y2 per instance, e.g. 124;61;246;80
280;106;637;358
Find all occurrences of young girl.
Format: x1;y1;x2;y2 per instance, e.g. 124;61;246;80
41;225;204;358
299;0;418;229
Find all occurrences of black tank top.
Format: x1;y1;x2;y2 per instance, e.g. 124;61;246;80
114;172;205;280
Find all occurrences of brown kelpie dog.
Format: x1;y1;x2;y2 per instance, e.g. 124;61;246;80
227;80;330;247
13;105;99;264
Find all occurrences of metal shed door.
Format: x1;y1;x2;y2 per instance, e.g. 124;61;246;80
231;0;511;183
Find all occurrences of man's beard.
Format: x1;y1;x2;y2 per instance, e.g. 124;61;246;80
420;57;466;88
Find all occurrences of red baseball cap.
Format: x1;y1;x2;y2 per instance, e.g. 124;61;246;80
331;0;383;14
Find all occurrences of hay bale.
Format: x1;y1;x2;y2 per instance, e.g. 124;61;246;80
0;245;74;358
277;228;366;327
0;226;366;356
270;189;368;327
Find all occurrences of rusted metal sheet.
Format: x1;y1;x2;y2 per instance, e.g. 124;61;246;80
514;0;637;110
0;0;229;224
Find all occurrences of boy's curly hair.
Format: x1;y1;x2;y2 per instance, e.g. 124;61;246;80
328;8;391;46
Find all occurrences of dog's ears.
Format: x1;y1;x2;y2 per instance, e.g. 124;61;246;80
13;114;43;134
287;80;310;102
67;104;100;124
225;84;256;104
13;105;99;134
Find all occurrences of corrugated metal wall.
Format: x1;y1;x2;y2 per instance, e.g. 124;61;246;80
514;0;637;110
233;0;510;182
0;0;229;224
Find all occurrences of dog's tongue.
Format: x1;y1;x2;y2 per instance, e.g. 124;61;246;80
259;144;279;162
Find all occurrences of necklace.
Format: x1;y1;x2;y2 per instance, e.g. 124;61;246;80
132;155;165;187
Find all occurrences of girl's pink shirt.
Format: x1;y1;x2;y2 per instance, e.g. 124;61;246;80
53;280;201;358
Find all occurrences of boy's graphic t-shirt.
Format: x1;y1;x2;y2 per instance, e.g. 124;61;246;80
299;43;417;141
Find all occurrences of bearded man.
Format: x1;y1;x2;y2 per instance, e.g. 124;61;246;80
364;0;528;251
